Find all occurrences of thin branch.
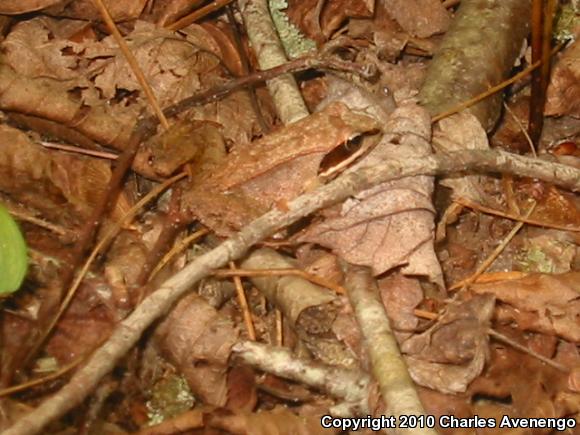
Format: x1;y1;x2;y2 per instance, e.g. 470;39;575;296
5;149;580;435
165;0;235;31
162;55;375;120
488;328;569;373
231;340;370;413
26;173;187;364
239;0;309;123
454;197;580;232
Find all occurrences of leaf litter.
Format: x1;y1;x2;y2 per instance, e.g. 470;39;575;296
0;0;578;434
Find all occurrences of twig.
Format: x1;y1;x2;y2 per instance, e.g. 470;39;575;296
149;229;209;280
5;149;580;435
454;196;580;232
26;173;187;365
92;0;169;129
503;102;536;157
231;340;370;413
450;202;536;290
229;261;256;340
39;141;118;160
431;43;564;123
239;0;309;124
165;0;235;31
488;328;569;373
344;266;435;435
225;4;271;133
4;205;71;239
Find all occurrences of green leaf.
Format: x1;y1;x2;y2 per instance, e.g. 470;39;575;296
0;203;28;294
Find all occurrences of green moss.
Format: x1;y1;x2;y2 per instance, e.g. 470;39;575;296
554;1;580;42
146;374;195;426
517;246;554;273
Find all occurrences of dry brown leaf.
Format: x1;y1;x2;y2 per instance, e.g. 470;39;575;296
402;294;495;394
382;0;450;38
0;124;113;226
226;366;257;412
528;185;580;229
299;104;443;284
46;278;117;363
546;39;580;117
208;406;339;435
0;0;63;14
287;0;374;41
469;333;578;426
44;0;147;22
432;112;490;203
155;293;240;407
0;18;261;153
471;272;580;342
378;273;423;341
90;21;222;108
145;0;205;27
349;3;409;62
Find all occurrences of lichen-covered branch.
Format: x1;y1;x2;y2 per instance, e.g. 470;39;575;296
345;266;436;435
232;340;370;415
238;0;309;123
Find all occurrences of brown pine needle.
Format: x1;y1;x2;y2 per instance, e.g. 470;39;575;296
450;202;537;290
165;0;235;31
432;43;564;123
39;141;119;160
488;329;569;373
503;101;537;157
0;356;85;398
149;229;210;280
229;262;256;341
455;197;580;232
6;205;71;238
92;0;169;129
31;172;187;360
409;311;570;373
213;268;346;295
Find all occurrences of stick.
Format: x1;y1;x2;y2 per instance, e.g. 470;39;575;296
4;149;580;435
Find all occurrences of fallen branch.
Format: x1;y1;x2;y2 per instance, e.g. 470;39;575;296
231;340;371;415
345;266;436;435
5;149;580;435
